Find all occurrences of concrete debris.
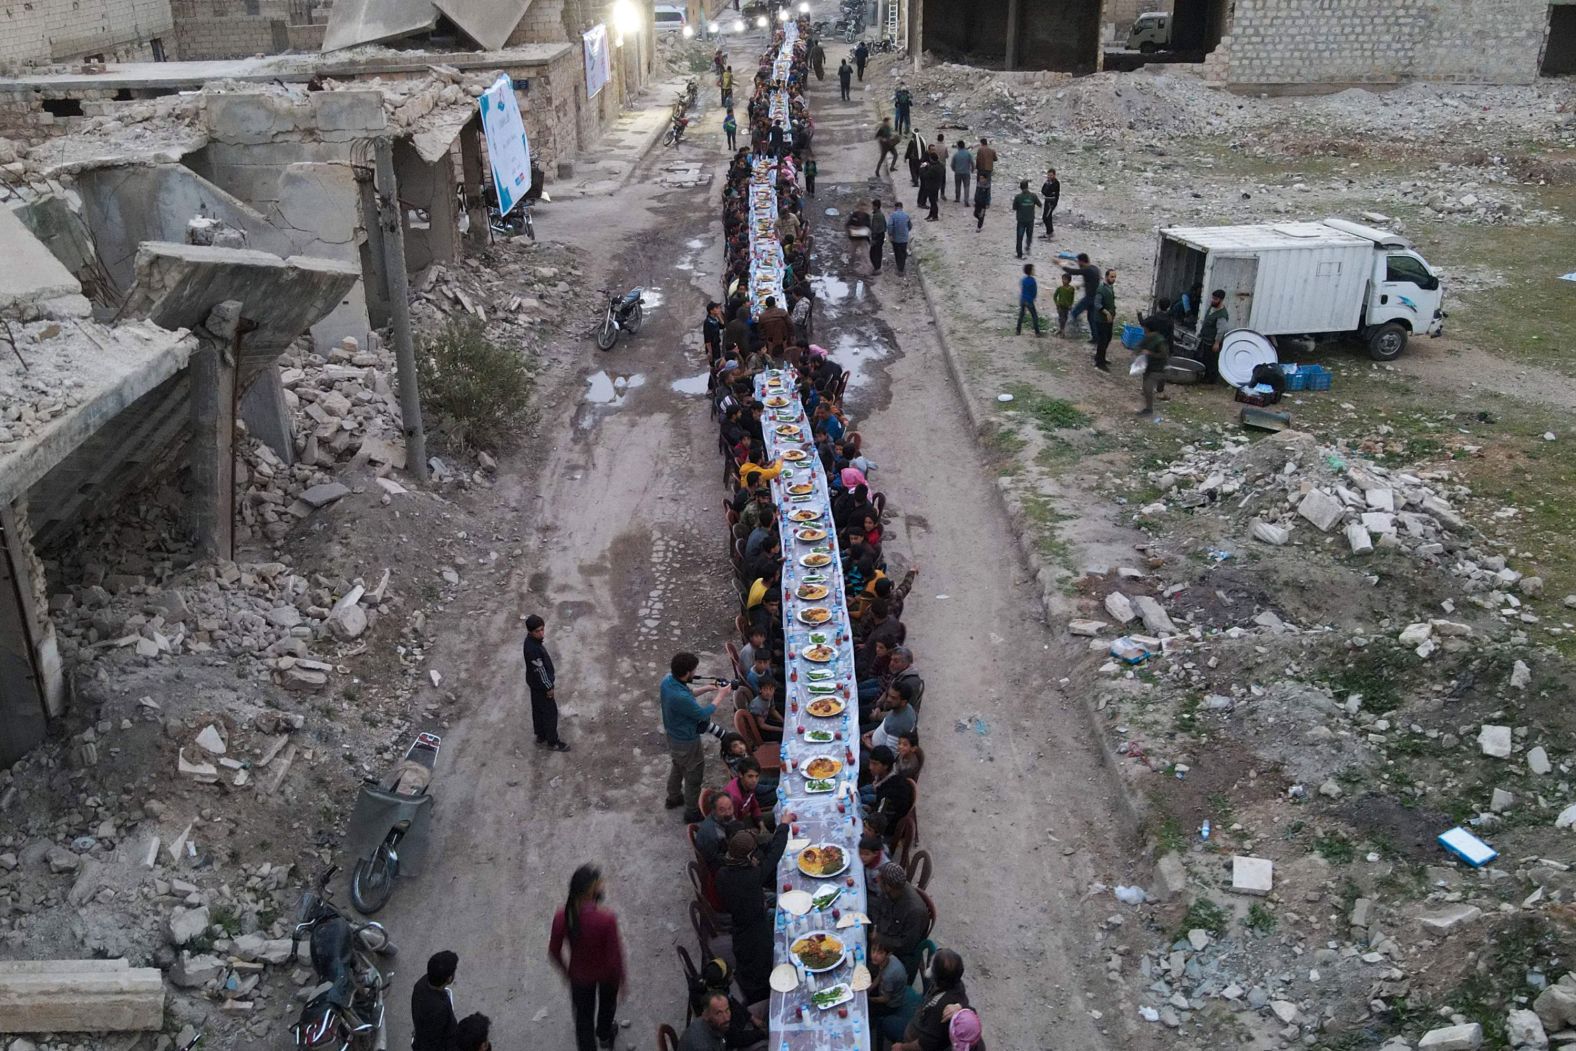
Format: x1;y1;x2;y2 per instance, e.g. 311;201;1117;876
1152;853;1187;902
1131;595;1177;636
1417;904;1482;933
1068;619;1107;637
1528;746;1552;775
1491;788;1516;812
1511;659;1532;689
1105;592;1137;624
1506;1008;1548;1049
1418;1023;1483;1050
194;724;227;755
1533;975;1576;1032
1231;855;1273;896
1345;521;1373;554
1250;519;1288;546
0;959;164;1032
166;905;210;947
1478;724;1513;759
1297;489;1345;532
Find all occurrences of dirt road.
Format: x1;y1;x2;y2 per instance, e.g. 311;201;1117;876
370;31;1148;1051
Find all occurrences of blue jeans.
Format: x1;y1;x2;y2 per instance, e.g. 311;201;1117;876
1015;219;1034;257
858;679;884;704
895;106;910;134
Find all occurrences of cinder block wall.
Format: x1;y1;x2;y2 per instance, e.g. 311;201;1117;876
0;0;174;66
1226;0;1550;86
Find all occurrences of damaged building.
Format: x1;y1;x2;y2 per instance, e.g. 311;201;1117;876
0;69;502;763
899;0;1572;85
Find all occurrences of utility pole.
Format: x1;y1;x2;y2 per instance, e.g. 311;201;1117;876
373;138;429;482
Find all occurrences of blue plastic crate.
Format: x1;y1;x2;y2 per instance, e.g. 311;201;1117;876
1306;371;1332;391
1282;369;1307;392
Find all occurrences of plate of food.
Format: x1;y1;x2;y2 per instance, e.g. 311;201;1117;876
805;728;835;743
787;482;815;496
796;582;830;601
782;449;809;462
794;526;828;543
801;644;836;664
788;508;823;523
803;756;842;779
776;424;803;438
796;606;833;626
806;696;845;717
805;777;835;793
811;984;854;1011
799;552;832;568
764;395;790;408
790;931;846;973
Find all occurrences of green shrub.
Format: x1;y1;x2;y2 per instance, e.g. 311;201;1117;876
417;318;534;452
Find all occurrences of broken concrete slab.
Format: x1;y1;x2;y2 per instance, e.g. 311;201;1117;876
1528;747;1552;775
1417;904;1482;933
167;905;210;946
169;952;224;989
1506;1009;1547;1050
1250;519;1288;546
194;724;226;755
1068;620;1107;637
1297;489;1345;531
1478;724;1513;759
299;481;351;508
1399;622;1433;646
1231;855;1273;896
0;959;164;1032
1104;592;1137;624
1512;660;1532;689
1152;853;1187;902
176;750;218;782
1418;1022;1483;1050
1131;595;1177;635
1345;522;1373;554
1491;788;1516;812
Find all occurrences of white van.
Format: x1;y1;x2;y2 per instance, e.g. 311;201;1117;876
653;4;688;31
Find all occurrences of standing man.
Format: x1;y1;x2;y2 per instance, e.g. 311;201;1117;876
702;300;724;362
1040;167;1061;239
972;172;992;231
661;652;727;822
720;65;734;106
1067;252;1101;339
523;615;569;752
904;132;923;188
767;119;785;160
1011;180;1041;259
854;40;869;80
892;84;912;135
1196;288;1229;383
838;58;852;101
722;110;737;150
874;118;898;178
810;38;825;80
1134;316;1171;416
412;951;460;1051
1093;268;1118;372
949;139;973;204
1016;264;1042;337
974;137;997;181
889;201;912;275
920;151;945;222
868;199;887;275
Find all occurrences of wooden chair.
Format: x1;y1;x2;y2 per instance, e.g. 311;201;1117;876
698;786;719;818
733;613;751;641
689;898;719;958
834;371;851;401
844;429;862;455
657;1023;680;1051
904;849;933;891
890;809;919;869
725;641;750;683
733;710;783;770
916;887;938;940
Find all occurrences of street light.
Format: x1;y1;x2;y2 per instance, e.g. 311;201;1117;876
733;18;744;31
708;21;720;33
610;0;640;38
798;1;809;11
777;7;789;20
755;14;767;27
682;24;694;36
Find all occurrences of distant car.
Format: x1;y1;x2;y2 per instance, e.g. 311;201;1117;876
653;3;688;31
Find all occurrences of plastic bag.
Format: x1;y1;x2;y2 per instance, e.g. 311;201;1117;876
1128;355;1148;377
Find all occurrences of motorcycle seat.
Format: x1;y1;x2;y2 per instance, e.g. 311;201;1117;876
621;288;644;303
310;916;354;992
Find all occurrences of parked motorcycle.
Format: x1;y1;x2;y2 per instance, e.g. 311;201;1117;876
346;731;441;915
594;287;646;351
289;867;395;1051
677;76;699;110
663;113;691;147
486;167;548;241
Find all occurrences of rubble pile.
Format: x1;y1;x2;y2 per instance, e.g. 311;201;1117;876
1140;430;1543;610
410;245;586;333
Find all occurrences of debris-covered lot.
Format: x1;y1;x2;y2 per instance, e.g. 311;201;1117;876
862;53;1576;1050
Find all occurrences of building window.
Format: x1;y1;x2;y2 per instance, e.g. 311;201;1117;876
150;37;166;61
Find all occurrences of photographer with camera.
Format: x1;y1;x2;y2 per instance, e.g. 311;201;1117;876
661;652;731;823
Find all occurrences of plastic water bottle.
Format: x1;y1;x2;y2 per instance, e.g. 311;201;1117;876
1200;820;1212;841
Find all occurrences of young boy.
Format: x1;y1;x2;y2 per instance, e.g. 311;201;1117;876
804;153;817;196
1054;272;1077;336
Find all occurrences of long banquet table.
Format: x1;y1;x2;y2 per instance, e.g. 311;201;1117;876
757;367;872;1050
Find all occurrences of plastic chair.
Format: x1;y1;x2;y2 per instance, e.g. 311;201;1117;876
688;858;727;916
676;945;700;1025
658;1023;680;1051
904;849;933;891
890;810;919;869
689;898;718;958
725;641;749;681
698;786;719;818
871;491;886;518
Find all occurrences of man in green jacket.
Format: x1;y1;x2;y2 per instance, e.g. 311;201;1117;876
1011;180;1040;259
1093;269;1117;372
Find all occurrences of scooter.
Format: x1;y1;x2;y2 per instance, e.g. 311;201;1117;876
289;867;395;1051
347;731;441;915
663;113;692;147
594;287;646;350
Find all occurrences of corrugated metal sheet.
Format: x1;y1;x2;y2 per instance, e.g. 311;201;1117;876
1206;242;1371;334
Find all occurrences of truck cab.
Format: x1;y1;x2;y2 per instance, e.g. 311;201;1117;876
1125;11;1171;53
1323;219;1446;360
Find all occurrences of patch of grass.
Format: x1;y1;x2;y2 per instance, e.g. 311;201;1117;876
1004;382;1092;432
418;317;535;453
209;902;242;937
1207;792;1235;825
981;421;1026;462
1327;640;1418;715
1243;902;1277;934
1177;897;1228;939
1153;813;1187;855
1019;489;1072;565
1427;916;1569;1047
1314;833;1357;864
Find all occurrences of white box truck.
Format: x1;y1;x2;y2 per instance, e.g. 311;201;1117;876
1150;218;1445;361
